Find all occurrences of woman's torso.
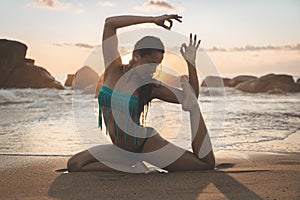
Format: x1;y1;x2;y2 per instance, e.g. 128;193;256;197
100;66;148;152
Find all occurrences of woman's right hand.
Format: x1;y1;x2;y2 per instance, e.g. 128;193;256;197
153;14;182;30
180;33;201;65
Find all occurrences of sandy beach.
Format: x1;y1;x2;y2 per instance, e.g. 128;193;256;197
1;152;299;200
1;1;300;200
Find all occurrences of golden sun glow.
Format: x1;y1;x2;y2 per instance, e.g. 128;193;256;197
121;54;132;64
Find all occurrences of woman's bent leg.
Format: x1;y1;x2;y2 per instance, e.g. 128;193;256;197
141;133;214;171
67;146;113;172
140;79;215;171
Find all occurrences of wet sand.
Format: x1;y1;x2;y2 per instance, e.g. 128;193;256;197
0;152;299;200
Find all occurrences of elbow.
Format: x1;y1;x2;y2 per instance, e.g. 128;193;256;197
104;17;111;24
104;17;111;26
104;17;115;28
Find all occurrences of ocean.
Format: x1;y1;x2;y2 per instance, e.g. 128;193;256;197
0;79;299;157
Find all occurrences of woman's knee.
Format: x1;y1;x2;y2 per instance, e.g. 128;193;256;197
67;157;80;172
67;151;91;172
67;156;82;172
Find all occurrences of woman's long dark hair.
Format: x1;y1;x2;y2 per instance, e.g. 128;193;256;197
126;36;165;125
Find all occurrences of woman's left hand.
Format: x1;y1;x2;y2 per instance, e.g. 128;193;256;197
180;33;201;65
153;14;182;30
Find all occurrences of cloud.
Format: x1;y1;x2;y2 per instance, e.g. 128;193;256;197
208;46;227;52
134;0;182;12
207;44;300;52
284;43;300;51
53;42;72;47
98;1;116;7
54;42;300;52
53;43;98;49
146;0;177;11
28;0;71;10
74;43;97;49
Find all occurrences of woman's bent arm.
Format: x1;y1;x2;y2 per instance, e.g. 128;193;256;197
104;16;155;31
102;15;182;68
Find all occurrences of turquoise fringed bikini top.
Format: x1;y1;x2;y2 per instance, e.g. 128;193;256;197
98;85;141;144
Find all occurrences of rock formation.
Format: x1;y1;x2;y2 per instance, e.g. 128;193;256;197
201;76;231;87
64;74;75;87
0;39;63;89
236;74;300;93
71;66;100;90
228;75;257;87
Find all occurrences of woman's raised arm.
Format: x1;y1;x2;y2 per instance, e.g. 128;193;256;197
102;15;182;68
152;33;201;103
180;33;201;97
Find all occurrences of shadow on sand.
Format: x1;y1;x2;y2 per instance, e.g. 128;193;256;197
48;167;267;200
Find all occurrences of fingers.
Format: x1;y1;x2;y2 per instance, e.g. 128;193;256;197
180;46;184;56
180;43;187;55
159;14;182;30
189;33;201;48
169;14;182;22
173;15;182;23
167;19;173;29
175;17;182;23
160;19;173;30
161;24;170;30
196;40;201;49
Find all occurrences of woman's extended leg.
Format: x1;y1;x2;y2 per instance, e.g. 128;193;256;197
68;145;114;172
141;79;215;171
67;144;149;172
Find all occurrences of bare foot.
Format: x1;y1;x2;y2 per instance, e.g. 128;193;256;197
181;77;199;112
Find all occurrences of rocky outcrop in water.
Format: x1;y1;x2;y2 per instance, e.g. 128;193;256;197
228;75;257;87
71;66;100;90
64;74;75;87
201;76;231;87
236;74;300;93
0;39;63;89
201;75;257;88
64;66;101;95
200;74;299;93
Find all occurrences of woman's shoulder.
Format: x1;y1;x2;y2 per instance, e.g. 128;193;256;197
105;64;124;72
104;64;125;79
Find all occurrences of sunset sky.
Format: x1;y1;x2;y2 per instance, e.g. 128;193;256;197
1;0;299;78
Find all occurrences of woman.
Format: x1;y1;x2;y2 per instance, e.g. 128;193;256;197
68;14;215;172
